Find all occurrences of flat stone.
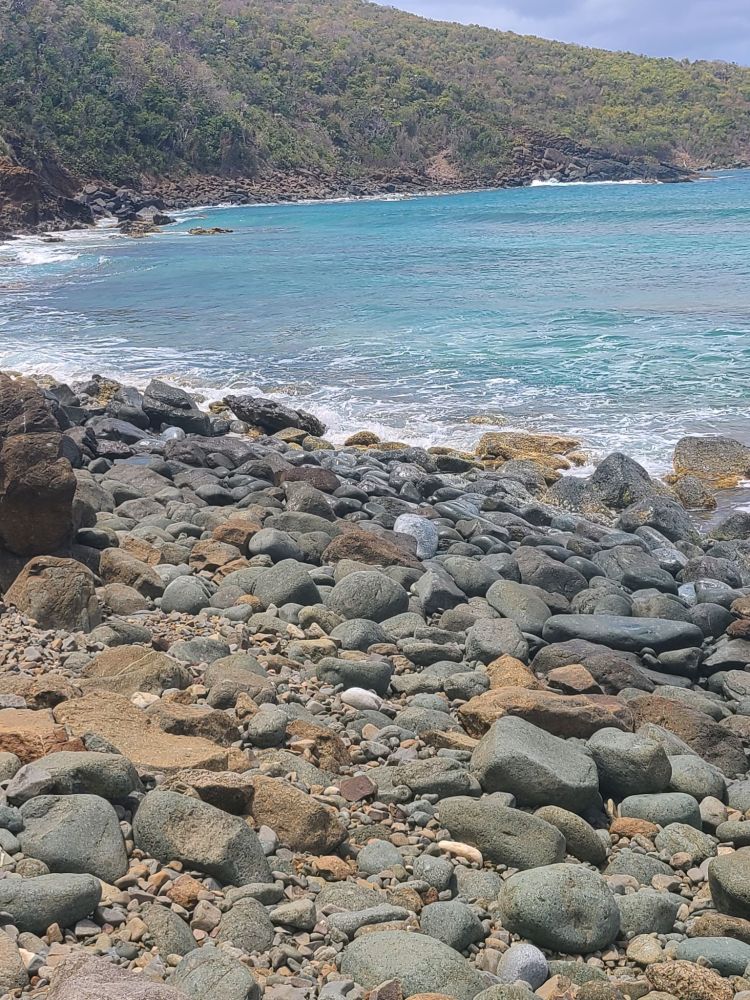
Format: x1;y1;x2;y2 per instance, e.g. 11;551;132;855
542;614;703;653
459;687;632;739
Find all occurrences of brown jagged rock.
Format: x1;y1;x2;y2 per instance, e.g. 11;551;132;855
646;960;733;1000
458;686;632;738
0;708;83;763
248;774;347;853
0;373;76;559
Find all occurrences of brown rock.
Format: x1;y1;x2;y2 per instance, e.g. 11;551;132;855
100;583;149;615
486;655;543;690
345;431;381;447
421;730;479;752
547;663;602;695
673;435;750;489
287;719;350;772
211;517;262;549
688;912;750;944
146;700;239;746
160;768;255;814
118;535;163;566
164;873;205;909
646;960;733;1000
54;692;229;773
0;707;81;763
46;952;186;999
322;526;420;569
275;465;340;493
339;775;378;802
476;430;579;461
248;774;347;853
610;817;660;838
728;618;750;640
0;675;79;709
4;556;100;631
732;596;750;619
82;645;191;696
0;373;75;558
629;695;747;776
458;686;633;738
98;548;164;598
189;539;242;573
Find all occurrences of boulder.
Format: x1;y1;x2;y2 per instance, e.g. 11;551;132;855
54;693;230;773
542;614;703;652
142;379;211;435
470;717;599;812
341;930;485;1000
459;687;632;739
5;556;100;630
46;953;189;999
133;790;272;885
6;750;141;804
0;872;101;934
709;849;750;919
587;728;672;800
224;394;325;437
439;796;565;869
327;571;409;622
173;946;260;1000
82;645;191;696
18;793;128;882
499;864;620;953
0;373;76;557
673;435;750;488
248;774;346;853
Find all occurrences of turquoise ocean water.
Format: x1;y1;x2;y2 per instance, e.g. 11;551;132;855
1;170;749;472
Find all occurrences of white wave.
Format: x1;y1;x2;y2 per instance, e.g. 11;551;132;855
16;247;82;266
530;178;651;187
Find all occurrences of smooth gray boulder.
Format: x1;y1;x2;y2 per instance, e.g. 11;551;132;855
420;900;486;951
341;930;485;1000
253;559;321;608
500;864;620;953
542;614;703;652
439;796;565;870
486;580;551;635
133;790;271;885
18;794;128;883
465;618;528;664
708;849;750;918
587;728;672;800
619;792;702;829
471;717;599;813
0;873;101;934
327;571;409;622
173;946;260;1000
616;888;681;936
6;751;142;805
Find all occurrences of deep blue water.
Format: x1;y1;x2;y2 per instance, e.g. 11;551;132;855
1;171;749;471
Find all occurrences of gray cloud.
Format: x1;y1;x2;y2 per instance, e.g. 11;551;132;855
382;1;750;63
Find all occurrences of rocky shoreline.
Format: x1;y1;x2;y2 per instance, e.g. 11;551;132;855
1;127;696;239
2;370;750;999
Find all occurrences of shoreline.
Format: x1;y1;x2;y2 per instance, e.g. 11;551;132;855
2;368;750;997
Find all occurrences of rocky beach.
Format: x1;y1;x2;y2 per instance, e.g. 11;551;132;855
2;370;750;1000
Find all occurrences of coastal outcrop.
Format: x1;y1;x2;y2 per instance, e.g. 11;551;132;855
2;370;750;1000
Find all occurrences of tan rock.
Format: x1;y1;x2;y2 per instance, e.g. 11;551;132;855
421;730;479;752
248;774;347;854
119;535;163;566
0;675;79;709
5;556;100;631
547;663;602;695
287;719;350;772
160;768;255;814
345;431;381;447
188;539;242;573
164;874;205;909
211;517;262;549
145;700;238;746
98;548;164;598
476;431;580;460
54;692;229;774
82;645;191;696
46;952;185;999
0;708;81;763
486;654;543;690
672;435;750;489
646;960;733;1000
688;911;750;944
458;686;632;738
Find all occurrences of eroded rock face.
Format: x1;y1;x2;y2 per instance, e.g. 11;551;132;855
0;374;75;559
673;434;750;488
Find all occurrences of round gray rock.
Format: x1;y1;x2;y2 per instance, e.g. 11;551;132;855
420;900;485;951
499;864;620;953
326;571;409;623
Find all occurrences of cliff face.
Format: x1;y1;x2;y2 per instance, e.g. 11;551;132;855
0;153;93;237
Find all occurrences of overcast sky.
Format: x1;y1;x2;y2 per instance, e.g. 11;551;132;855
382;1;750;63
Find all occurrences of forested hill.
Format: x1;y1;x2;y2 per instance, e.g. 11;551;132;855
0;0;749;194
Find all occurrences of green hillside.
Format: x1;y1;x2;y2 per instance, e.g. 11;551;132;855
0;0;748;185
